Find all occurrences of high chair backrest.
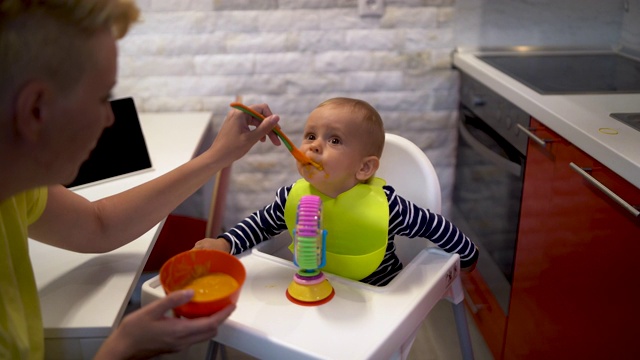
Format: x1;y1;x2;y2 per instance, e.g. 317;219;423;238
376;133;442;265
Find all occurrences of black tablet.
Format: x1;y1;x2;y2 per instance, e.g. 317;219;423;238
66;97;153;189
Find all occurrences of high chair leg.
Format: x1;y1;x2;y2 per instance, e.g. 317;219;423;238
449;276;474;360
452;302;474;360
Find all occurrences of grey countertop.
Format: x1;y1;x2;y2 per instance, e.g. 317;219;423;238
453;48;640;189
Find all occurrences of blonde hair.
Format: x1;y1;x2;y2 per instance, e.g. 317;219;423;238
0;0;139;104
316;97;386;157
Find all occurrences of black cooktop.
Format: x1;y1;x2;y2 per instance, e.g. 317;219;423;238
478;53;640;94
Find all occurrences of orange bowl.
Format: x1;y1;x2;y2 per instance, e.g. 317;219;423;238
159;249;246;318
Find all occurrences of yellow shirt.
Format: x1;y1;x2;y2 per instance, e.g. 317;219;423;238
0;187;48;360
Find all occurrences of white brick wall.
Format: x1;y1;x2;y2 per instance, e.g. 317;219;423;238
114;1;460;226
454;0;623;48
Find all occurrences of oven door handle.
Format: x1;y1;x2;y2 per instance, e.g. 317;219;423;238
458;119;522;177
516;123;548;146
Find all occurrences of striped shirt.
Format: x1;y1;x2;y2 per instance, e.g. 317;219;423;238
220;184;479;286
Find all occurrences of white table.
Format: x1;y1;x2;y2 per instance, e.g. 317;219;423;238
29;112;213;359
142;234;473;360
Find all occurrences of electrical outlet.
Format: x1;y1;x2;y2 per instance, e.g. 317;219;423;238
358;0;384;17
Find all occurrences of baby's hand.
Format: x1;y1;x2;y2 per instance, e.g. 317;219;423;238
193;238;231;253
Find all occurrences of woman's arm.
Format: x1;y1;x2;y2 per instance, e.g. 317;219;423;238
94;290;235;360
29;105;280;253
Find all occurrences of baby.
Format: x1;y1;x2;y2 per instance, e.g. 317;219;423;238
195;97;478;286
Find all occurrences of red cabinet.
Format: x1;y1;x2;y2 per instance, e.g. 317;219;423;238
461;270;507;359
503;118;640;359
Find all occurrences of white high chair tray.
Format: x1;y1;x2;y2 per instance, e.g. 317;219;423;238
142;246;460;360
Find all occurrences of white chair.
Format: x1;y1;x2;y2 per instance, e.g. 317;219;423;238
378;133;473;360
377;133;442;267
141;133;473;360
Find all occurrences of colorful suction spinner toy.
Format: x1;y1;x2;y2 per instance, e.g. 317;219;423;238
285;195;335;306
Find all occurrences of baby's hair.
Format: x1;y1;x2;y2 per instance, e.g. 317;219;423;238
316;97;385;157
0;0;139;105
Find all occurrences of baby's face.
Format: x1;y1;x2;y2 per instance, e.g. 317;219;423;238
297;105;371;198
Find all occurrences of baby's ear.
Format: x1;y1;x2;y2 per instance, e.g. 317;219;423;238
356;156;380;181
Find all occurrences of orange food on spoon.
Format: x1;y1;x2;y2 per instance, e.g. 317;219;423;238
230;102;323;171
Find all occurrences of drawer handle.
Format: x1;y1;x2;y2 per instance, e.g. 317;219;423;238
463;288;484;314
569;162;640;218
516;124;548;146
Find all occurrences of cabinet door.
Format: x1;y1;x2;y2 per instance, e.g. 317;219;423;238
504;118;640;359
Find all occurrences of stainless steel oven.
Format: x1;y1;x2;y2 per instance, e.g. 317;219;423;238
451;72;530;315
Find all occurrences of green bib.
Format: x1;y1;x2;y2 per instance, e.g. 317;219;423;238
284;178;389;280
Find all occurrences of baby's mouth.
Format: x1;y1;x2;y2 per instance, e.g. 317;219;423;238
303;161;321;170
301;160;324;176
304;155;321;169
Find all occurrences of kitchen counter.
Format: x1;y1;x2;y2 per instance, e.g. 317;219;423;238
453;49;640;189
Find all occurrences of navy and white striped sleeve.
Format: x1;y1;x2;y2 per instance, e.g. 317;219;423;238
219;185;291;255
385;185;479;268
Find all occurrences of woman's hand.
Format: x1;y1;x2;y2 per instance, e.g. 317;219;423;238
94;290;235;360
207;103;281;168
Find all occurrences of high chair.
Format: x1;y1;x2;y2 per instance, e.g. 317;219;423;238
141;133;474;360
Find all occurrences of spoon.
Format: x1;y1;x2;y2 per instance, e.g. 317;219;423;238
230;102;323;171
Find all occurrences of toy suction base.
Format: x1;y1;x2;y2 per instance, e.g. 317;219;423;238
286;278;334;306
